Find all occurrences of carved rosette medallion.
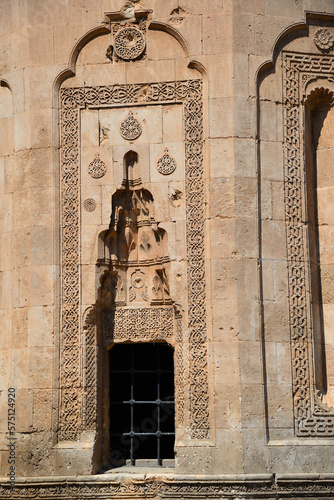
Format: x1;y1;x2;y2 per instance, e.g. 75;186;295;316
88;153;107;179
120;112;142;140
157;148;177;175
83;199;97;212
114;26;146;60
314;28;334;51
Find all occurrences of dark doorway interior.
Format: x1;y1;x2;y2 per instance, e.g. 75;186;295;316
109;343;175;467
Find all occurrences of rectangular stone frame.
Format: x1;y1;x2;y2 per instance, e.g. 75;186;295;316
283;51;334;437
59;80;210;441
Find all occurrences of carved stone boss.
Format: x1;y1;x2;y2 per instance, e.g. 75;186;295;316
59;80;209;441
283;52;334;437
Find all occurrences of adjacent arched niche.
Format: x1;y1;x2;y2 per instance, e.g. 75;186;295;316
304;86;334;409
258;15;334;443
55;12;209;475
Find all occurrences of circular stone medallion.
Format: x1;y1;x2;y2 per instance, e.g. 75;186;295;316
83;198;97;212
314;28;334;51
114;26;146;61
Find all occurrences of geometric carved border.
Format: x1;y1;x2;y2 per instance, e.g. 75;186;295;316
283;52;334;436
59;80;209;441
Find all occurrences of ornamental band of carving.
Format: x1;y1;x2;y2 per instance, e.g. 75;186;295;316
83;323;97;430
2;476;334;499
175;314;185;426
283;52;334;436
60;80;209;441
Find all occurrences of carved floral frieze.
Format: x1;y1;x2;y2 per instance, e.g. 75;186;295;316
2;475;334;499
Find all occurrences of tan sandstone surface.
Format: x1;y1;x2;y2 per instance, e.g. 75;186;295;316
1;1;334;498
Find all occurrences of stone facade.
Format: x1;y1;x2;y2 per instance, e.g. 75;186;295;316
2;0;334;498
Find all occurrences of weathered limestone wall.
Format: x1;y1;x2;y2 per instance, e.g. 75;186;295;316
1;1;334;496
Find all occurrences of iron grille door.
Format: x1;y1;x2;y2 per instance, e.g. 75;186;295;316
109;343;175;467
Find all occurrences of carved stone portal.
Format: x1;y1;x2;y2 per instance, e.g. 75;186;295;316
59;80;209;443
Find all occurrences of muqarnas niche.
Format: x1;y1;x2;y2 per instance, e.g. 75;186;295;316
97;151;172;340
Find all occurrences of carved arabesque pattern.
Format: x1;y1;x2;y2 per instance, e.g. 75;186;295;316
283;52;334;436
157;148;177;175
60;104;81;440
84;198;97;212
60;80;209;441
314;28;334;51
184;89;209;439
119;111;142;140
103;307;174;341
111;20;147;63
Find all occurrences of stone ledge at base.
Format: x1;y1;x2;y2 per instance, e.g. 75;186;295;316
1;474;334;499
